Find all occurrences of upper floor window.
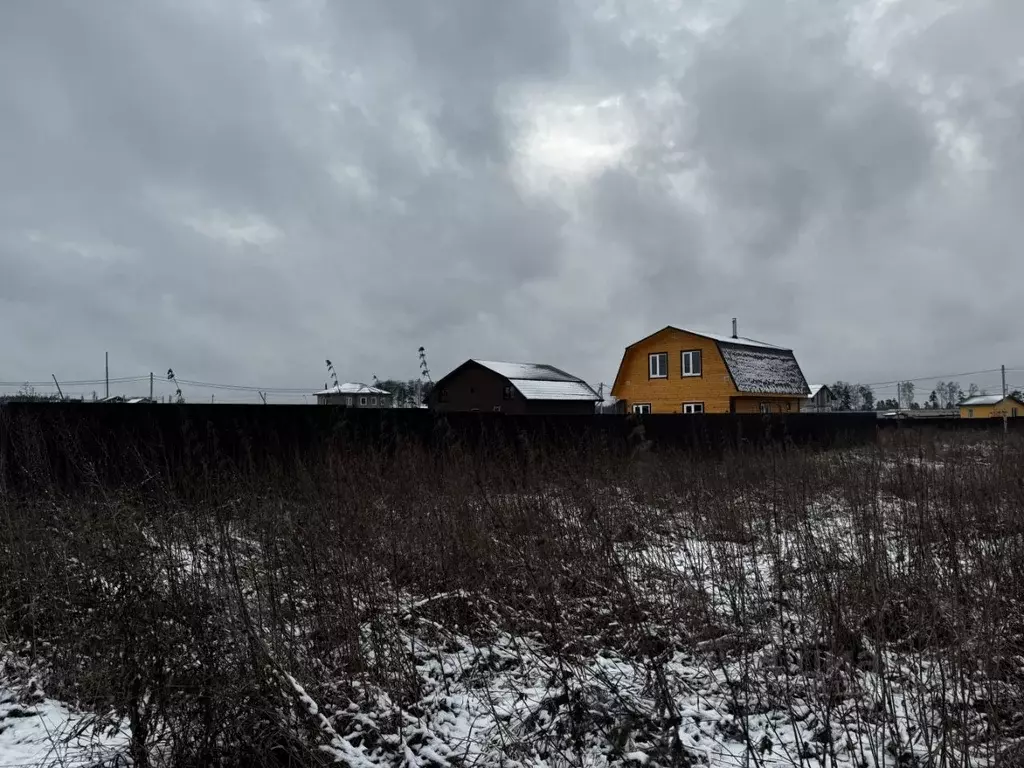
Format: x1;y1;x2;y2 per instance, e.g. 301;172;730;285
681;350;702;377
648;352;668;379
632;403;652;414
503;385;514;400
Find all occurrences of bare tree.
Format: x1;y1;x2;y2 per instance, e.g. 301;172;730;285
897;381;916;409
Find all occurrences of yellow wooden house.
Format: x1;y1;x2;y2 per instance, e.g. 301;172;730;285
610;324;810;414
959;394;1024;419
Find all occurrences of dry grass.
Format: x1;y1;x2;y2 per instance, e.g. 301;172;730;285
2;420;1024;766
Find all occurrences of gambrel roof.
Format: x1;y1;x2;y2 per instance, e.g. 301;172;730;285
611;326;810;397
716;342;809;395
437;360;600;402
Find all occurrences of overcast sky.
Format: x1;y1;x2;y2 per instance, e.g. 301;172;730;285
3;0;1023;402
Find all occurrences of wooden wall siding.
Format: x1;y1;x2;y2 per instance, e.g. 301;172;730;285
612;329;739;414
731;396;804;414
431;366;525;413
430;365;596;415
959;399;1024;419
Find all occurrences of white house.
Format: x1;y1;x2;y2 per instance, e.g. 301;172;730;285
314;382;392;408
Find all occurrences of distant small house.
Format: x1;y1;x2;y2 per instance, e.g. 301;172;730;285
610;322;810;414
804;384;835;413
428;360;600;415
314;383;392;408
959;394;1024;419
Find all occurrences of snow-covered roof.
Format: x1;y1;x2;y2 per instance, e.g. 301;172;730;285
960;395;1005;407
807;384;831;399
469;360;600;401
314;382;390;396
472;360;580;382
718;343;810;395
511;379;601;401
681;330;786;350
611;325;804;398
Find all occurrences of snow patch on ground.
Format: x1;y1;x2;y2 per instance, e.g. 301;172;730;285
0;688;128;767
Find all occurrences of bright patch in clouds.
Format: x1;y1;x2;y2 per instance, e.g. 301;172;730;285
184;210;282;248
510;89;636;196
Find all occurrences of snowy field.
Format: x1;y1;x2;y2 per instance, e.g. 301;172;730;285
2;432;1022;766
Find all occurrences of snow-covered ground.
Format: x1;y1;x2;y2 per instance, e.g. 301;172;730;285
0;681;127;767
2;442;1019;766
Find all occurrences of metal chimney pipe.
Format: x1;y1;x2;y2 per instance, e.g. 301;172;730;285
731;317;738;339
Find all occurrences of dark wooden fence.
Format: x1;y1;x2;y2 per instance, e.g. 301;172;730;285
875;416;1024;432
0;403;880;492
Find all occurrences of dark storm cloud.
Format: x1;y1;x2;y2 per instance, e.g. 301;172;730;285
1;0;1022;401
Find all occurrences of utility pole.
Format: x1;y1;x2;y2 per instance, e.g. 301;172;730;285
105;352;109;399
149;372;154;401
1003;364;1008;436
52;374;65;401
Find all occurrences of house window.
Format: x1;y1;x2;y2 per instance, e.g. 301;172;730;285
968;408;974;418
648;352;668;379
681;350;702;377
370;396;377;406
438;389;449;403
682;402;704;414
632;403;652;414
359;396;368;406
493;406;502;413
785;402;792;412
503;385;514;400
760;402;772;414
345;396;353;406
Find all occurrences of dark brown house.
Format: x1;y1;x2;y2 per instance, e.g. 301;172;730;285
428;360;600;415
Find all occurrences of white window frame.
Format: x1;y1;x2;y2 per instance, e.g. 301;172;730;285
682;402;704;414
759;402;772;414
648;352;668;379
681;350;702;377
359;396;367;406
345;396;354;406
632;403;652;414
369;396;377;406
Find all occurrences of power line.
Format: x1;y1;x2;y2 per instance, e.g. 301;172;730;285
862;367;1005;388
0;376;149;388
174;378;313;394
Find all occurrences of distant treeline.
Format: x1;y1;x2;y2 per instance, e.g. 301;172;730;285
830;379;1021;411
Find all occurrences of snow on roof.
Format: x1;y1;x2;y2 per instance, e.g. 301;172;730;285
471;360;600;401
472;360;579;382
960;394;1005;407
807;384;829;399
684;330;787;350
718;344;810;395
314;382;390;396
510;379;601;401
